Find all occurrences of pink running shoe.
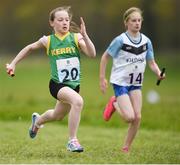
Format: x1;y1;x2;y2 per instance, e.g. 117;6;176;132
103;96;116;121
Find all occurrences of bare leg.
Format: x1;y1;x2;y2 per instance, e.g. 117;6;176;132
35;86;83;140
36;100;70;126
113;102;124;118
114;94;135;122
123;90;142;149
56;87;83;140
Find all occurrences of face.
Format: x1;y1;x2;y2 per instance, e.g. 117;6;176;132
125;12;142;33
50;10;70;35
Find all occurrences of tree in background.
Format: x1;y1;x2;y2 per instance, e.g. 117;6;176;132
0;0;179;53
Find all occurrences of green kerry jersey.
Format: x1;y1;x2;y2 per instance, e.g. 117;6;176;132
47;32;81;89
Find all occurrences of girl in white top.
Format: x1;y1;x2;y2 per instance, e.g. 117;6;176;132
99;7;165;153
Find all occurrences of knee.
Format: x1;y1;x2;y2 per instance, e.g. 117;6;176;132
125;115;135;123
127;114;141;123
122;111;135;123
135;114;141;123
72;97;84;110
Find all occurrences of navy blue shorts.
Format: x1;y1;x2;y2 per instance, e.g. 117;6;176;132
112;84;141;97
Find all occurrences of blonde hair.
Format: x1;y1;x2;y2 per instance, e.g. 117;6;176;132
123;7;143;23
49;6;80;33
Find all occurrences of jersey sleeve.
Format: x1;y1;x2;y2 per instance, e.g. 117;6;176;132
146;38;154;61
106;36;123;58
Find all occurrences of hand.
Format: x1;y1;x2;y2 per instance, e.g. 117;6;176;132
100;78;108;94
158;74;165;80
156;68;165;86
6;63;15;77
80;17;87;38
157;68;166;80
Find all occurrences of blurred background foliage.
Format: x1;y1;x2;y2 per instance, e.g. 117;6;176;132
0;0;179;53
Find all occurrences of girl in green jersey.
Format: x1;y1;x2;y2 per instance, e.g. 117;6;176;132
6;6;96;152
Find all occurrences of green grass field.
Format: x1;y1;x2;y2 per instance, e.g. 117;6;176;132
0;54;180;163
0;121;179;164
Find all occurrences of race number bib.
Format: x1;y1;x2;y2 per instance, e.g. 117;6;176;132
128;72;143;85
56;57;80;83
124;63;145;85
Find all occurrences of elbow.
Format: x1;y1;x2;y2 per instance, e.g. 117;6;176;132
83;47;96;58
90;49;96;58
88;45;96;58
91;52;96;58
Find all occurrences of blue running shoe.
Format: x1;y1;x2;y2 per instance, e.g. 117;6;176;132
29;112;41;139
67;138;84;152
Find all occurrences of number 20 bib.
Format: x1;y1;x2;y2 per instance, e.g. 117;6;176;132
56;57;80;83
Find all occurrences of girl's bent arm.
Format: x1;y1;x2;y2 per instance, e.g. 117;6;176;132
11;40;44;66
78;17;96;58
99;52;110;94
80;34;96;58
6;40;44;74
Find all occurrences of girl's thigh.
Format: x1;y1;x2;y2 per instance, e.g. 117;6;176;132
129;89;142;117
116;94;135;120
57;86;83;106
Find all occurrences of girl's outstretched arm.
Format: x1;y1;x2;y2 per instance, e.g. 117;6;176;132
6;40;44;75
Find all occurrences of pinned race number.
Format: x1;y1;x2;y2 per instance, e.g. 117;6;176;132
56;57;80;83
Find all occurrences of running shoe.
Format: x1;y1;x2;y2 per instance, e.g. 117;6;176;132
103;96;116;121
29;112;41;139
67;138;84;152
